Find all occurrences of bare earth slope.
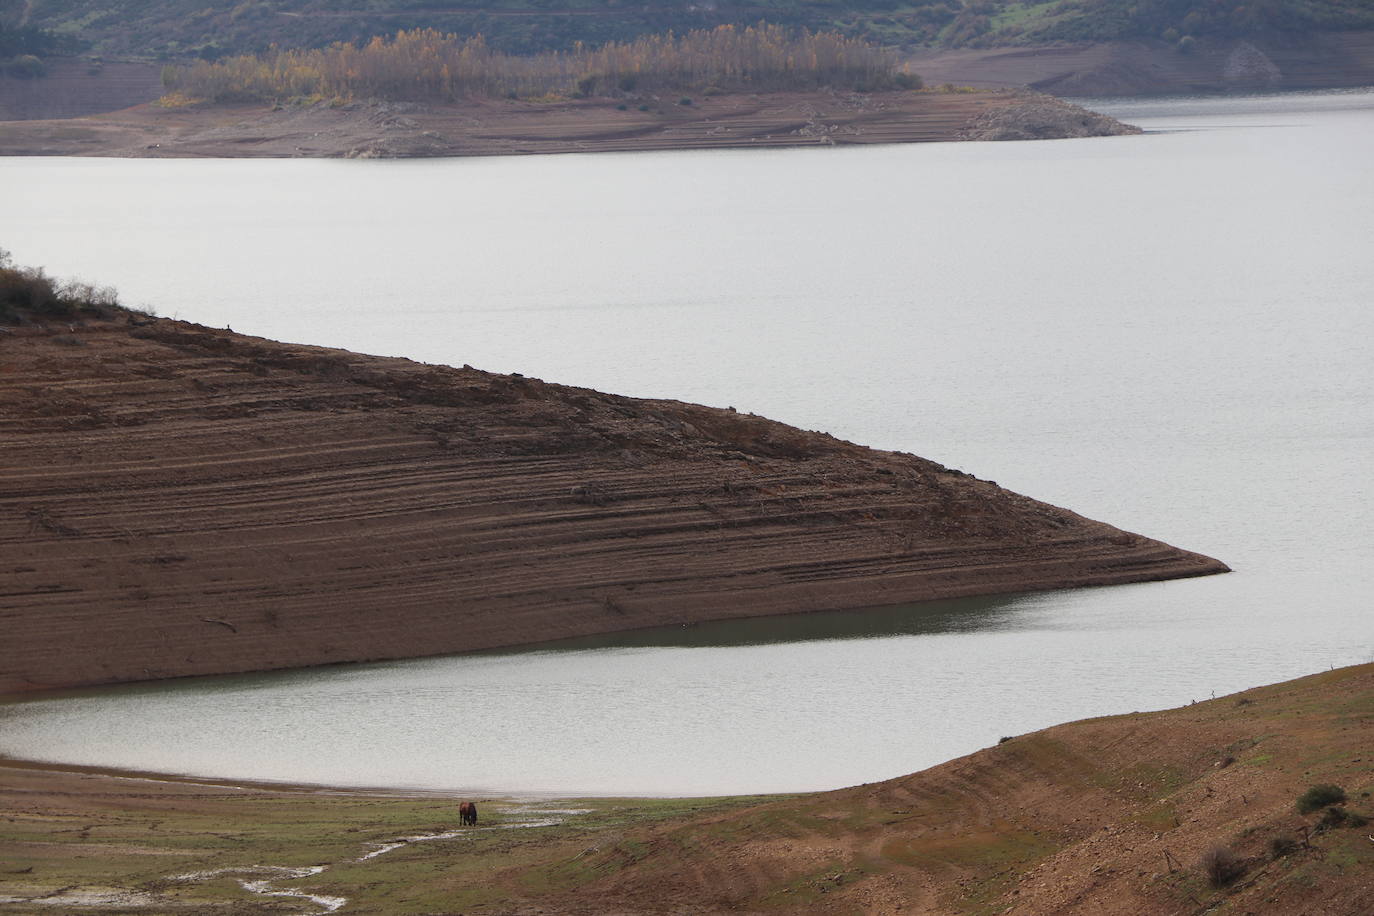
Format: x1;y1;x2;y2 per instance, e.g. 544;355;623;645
0;59;164;122
2;664;1369;914
0;315;1224;694
511;663;1374;915
905;31;1374;95
0;89;1138;158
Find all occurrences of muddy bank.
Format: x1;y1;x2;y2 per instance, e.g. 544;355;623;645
905;31;1374;96
0;88;1136;158
0;314;1225;695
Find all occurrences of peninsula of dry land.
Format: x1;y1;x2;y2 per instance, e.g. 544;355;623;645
1;311;1224;695
0;87;1136;158
3;663;1370;914
0;25;1140;154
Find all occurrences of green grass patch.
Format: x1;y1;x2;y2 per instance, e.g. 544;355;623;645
990;0;1062;30
880;822;1058;869
1130;802;1179;832
755;861;872;909
1091;762;1187;798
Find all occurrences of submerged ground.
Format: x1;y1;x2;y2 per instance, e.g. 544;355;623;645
2;663;1371;914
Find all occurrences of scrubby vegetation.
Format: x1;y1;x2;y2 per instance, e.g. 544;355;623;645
0;22;73;59
12;0;1374;60
0;21;83;77
978;0;1374;47
1296;783;1347;814
0;250;121;322
1199;844;1246;887
1315;805;1368;831
1268;832;1299;858
160;25;916;103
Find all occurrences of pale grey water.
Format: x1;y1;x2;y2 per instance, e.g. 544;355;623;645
2;90;1371;796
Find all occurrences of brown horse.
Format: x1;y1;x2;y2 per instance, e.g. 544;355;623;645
459;801;478;826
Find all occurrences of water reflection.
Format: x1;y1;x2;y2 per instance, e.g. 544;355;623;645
0;593;1034;711
500;593;1033;653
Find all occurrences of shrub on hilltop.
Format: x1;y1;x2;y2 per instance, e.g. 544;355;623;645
0;249;122;323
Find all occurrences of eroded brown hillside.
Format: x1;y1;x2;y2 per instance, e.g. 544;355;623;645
0;314;1224;694
500;664;1374;915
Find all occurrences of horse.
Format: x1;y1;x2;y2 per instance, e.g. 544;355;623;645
459;801;478;826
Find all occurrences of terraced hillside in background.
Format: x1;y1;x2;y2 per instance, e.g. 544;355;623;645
0;311;1223;694
8;0;1374;57
6;0;1374;57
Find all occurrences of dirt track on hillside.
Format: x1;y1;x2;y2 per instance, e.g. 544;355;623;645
0;89;1136;158
0;314;1224;694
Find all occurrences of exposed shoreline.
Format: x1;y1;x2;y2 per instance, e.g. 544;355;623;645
3;664;1369;914
0;313;1224;696
0;88;1138;159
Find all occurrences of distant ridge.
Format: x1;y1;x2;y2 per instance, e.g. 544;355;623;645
0;315;1227;694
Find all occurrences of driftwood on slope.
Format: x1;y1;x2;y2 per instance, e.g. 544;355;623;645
0;316;1226;694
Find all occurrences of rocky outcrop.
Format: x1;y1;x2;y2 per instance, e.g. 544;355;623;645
0;316;1226;694
958;91;1142;141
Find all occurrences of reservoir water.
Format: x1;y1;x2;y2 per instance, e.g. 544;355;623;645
2;90;1371;795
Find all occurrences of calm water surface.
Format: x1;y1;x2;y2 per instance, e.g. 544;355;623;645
2;90;1371;795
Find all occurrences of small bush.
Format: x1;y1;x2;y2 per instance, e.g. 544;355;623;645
0;249;120;322
570;482;613;506
892;71;923;90
4;54;47;78
1268;833;1299;858
1297;784;1347;814
616;103;627;110
1199;845;1246;887
155;91;202;109
1316;806;1368;832
998;735;1014;744
678;96;692;106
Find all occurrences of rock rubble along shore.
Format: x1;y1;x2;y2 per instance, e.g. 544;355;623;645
0;315;1227;694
